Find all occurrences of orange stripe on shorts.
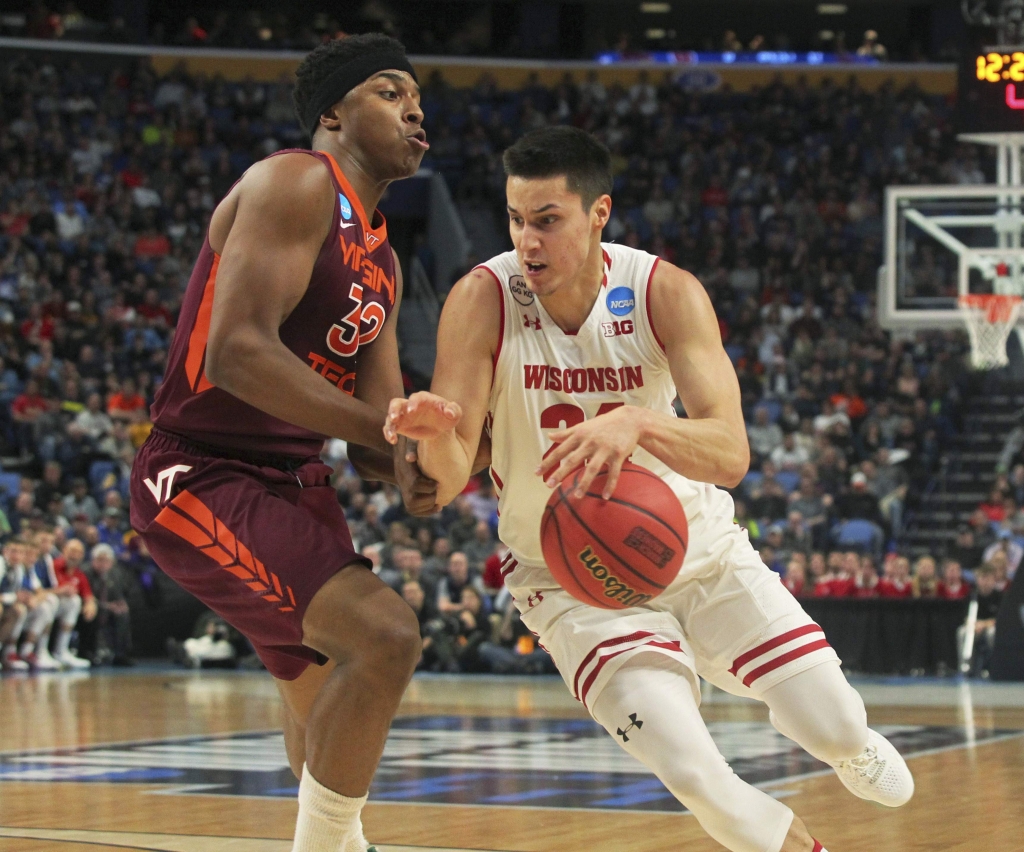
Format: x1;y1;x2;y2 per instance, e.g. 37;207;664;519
184;253;219;394
155;489;297;614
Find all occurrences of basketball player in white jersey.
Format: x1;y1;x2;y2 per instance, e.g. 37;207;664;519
385;127;913;852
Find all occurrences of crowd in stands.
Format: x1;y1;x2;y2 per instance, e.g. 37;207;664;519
0;44;1005;676
3;3;935;62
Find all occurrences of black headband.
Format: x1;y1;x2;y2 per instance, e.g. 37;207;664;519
303;52;418;135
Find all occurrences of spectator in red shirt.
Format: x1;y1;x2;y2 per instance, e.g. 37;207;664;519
136;288;174;327
816;551;857;597
50;538;95;668
107;377;147;422
830;380;868;422
133;226;171;259
700;175;729;208
19;303;55;344
978;487;1008;523
11;379;49;455
0;200;30;236
937;559;970;600
782;558;806;597
119;157;145;188
877;554;914;598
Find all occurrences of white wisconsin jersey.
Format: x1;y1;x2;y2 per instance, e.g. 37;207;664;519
481;243;734;570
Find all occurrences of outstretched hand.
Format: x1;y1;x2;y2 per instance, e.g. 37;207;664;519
384;391;463;444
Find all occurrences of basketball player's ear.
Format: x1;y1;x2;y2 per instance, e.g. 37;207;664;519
318;103;344;135
592;194;612;231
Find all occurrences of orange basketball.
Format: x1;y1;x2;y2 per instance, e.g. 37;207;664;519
540;461;688;609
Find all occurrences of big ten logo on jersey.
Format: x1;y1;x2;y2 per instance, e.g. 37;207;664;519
601;319;634;338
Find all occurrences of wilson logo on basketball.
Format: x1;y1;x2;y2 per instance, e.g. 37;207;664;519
577;546;653;607
623;527;677;569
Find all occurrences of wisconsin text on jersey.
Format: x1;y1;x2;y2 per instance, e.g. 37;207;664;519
523;364;645;393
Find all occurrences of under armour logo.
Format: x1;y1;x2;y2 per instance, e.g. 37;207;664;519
143;464;193;505
527;592;544;608
523;314;541;330
617;713;643;742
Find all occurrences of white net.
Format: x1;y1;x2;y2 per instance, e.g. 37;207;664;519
958;294;1023;370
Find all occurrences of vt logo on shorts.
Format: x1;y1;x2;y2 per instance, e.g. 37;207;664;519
617;713;643;742
143;465;193;505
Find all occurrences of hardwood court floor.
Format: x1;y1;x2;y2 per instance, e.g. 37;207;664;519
0;669;1022;851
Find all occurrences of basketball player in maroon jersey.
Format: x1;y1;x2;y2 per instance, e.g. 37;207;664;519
130;35;437;852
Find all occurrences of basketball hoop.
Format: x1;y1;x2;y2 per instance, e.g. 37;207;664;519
958;294;1023;369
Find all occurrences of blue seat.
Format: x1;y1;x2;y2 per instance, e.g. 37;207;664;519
775;470;801;493
740;470;763;497
831;519;884;554
758;399;782;423
0;472;21;504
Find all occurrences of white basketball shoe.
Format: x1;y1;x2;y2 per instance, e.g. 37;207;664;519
57;651;91;670
831;728;914;807
34;649;62;671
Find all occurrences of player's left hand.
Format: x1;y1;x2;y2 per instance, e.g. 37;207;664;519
395;435;440;516
540;405;644;500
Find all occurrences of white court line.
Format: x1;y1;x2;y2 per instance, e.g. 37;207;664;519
0;827;507;852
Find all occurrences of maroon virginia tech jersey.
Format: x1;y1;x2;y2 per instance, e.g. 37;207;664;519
151;149;396;459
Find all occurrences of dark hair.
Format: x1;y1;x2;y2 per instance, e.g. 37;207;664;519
502;126;613;209
292;33;410;135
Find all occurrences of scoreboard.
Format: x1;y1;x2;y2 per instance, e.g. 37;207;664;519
959;46;1024;132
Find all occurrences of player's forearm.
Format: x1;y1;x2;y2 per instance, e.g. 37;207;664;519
635;407;749;488
415;431;472;506
206;334;391;454
347;444;398;484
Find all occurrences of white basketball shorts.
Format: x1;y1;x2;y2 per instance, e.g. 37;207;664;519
503;514;839;713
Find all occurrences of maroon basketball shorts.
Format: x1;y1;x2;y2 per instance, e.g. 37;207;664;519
129;428;369;680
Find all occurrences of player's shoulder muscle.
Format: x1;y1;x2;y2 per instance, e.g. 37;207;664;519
647;259;721;348
216;152;335;253
438;267;503;360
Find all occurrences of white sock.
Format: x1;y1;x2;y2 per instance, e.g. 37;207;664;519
291;764;367;852
18;640;35;656
54;628;72;657
345;817;369;852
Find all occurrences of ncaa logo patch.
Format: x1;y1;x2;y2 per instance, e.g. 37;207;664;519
607;286;635;317
509;274;535;306
338;193;353;221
